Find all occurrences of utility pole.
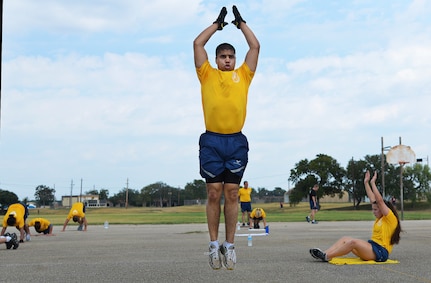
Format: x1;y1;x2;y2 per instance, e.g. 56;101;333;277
80;178;83;203
399;136;404;221
69;179;74;207
381;137;385;198
125;178;129;209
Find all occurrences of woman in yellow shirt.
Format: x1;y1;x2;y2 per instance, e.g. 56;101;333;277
310;171;401;262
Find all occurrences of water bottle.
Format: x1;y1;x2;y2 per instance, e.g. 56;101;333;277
104;220;109;229
237;221;241;231
247;234;252;247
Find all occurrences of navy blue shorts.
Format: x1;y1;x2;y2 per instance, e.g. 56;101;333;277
20;202;29;220
241;202;252;212
309;201;319;210
42;224;53;234
199;131;249;182
368;240;389;262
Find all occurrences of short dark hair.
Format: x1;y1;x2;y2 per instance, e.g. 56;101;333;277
72;216;79;222
7;215;16;226
216;43;235;56
34;221;41;231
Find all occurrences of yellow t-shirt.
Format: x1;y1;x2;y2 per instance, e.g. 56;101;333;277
238;187;252;202
370;209;398;253
196;60;254;134
66;202;85;220
28;218;51;232
250;208;266;219
2;203;26;228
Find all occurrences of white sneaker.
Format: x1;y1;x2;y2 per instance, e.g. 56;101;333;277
220;244;236;270
25;233;31;241
208;244;221;270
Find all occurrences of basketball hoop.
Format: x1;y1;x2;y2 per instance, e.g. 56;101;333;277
385;144;416;165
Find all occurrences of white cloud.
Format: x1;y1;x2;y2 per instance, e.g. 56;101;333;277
1;0;430;199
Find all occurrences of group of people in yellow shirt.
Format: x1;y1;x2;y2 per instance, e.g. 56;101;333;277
1;201;88;249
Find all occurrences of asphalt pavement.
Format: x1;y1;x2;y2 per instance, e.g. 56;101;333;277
2;220;431;283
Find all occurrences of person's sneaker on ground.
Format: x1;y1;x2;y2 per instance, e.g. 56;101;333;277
242;223;245;227
208;243;221;270
220;243;236;270
4;232;12;249
11;233;19;249
310;248;327;261
306;216;310;223
77;224;83;231
25;233;31;241
311;220;318;224
309;248;319;259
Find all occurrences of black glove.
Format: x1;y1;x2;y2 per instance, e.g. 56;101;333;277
213;7;228;30
232;5;246;29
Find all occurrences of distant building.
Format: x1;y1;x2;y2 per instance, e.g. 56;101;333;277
61;194;108;207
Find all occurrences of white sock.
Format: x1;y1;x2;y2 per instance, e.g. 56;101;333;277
223;241;234;249
210;241;219;248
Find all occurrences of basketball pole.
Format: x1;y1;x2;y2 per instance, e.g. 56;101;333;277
398;137;404;221
399;162;404;220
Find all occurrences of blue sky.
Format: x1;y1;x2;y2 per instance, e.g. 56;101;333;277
1;0;430;200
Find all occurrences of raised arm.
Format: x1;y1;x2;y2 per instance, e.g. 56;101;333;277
231;6;260;72
364;170;374;202
193;7;228;68
193;25;217;68
364;170;389;216
370;171;389;215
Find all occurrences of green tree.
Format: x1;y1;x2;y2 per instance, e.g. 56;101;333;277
403;163;431;206
0;189;19;212
140;182;177;207
85;189;109;200
255;187;270;198
34;185;56;207
109;188;142;207
184;180;207;201
86;189;99;195
272;187;286;197
289;154;346;205
346;158;367;208
99;189;109;200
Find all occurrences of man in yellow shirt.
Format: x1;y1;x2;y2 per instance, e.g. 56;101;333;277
249;208;267;229
61;202;88;231
238;181;252;226
194;5;259;270
28;217;54;235
1;202;31;242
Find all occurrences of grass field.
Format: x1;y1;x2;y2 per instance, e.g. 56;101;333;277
26;202;431;225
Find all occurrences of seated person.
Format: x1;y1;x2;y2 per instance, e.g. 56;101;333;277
249;207;267;229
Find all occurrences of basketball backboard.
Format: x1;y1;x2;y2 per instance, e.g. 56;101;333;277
385;144;416;165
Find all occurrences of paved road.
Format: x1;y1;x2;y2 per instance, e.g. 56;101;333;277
2;220;431;283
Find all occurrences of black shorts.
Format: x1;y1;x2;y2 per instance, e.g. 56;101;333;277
206;169;242;184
